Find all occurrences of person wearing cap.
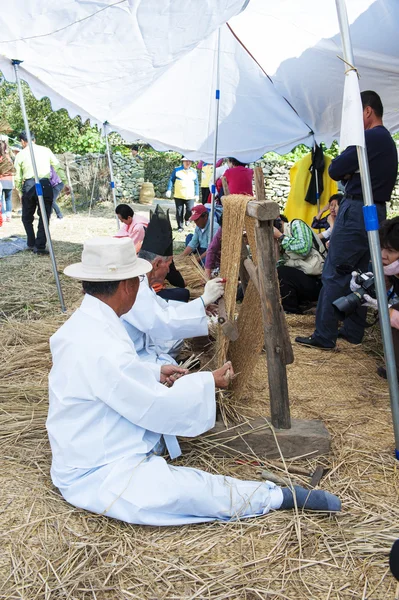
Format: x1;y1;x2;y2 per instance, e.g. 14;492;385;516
180;204;220;264
46;236;341;524
165;158;199;232
122;205;223;364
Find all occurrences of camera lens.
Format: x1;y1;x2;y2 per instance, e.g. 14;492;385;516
332;292;363;319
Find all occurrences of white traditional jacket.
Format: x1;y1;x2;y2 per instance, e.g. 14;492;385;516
46;294;283;525
121;277;208;364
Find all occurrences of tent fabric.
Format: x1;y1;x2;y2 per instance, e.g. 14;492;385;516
229;0;399;148
0;0;398;161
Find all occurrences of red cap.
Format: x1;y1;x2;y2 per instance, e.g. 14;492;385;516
189;204;208;221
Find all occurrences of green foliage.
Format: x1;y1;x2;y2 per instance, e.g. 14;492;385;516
0;74;110;154
72;127;105;154
263;140;339;163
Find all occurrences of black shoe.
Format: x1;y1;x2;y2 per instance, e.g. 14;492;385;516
33;247;49;255
295;335;335;350
337;330;361;345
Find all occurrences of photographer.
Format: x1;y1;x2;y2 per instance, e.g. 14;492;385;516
377;217;399;380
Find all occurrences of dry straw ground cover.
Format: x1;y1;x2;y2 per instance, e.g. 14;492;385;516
0;207;398;598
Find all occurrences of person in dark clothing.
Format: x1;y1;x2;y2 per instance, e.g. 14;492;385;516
157;261;190;303
296;90;398;349
375;217;399;380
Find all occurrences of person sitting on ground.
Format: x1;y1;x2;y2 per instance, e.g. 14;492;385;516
139;204;188;304
274;215;326;314
313;193;343;245
181;204;220;265
122;205;222;364
359;217;399;381
216;157;253;197
46;235;341;526
165;158;199;232
114;203;149;253
204;225;222;280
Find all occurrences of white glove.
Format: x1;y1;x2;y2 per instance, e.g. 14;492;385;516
201;278;224;306
350;271;373;293
363;294;378;309
165;190;172;199
194;195;199;202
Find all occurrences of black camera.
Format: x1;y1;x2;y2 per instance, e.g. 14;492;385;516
332;271;375;319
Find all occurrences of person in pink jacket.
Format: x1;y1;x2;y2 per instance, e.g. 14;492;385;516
114;204;149;253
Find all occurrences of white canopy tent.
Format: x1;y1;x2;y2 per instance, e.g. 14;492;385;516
0;0;398;162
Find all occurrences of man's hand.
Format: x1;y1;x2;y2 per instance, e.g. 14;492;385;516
194;195;199;202
201;277;224;306
63;185;71;195
212;361;234;389
390;308;399;330
206;303;218;316
160;364;189;387
273;227;284;240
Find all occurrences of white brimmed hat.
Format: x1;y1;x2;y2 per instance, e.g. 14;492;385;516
64;237;152;281
181;157;192;162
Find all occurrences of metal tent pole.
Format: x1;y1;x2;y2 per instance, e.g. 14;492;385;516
209;27;221;241
335;0;399;456
103;121;120;229
12;60;66;313
66;160;77;213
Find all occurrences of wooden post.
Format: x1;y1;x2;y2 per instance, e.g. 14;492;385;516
255;219;291;429
252;167;291;429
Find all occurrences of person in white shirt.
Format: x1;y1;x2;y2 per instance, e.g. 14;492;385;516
122;204;222;364
46;237;341;525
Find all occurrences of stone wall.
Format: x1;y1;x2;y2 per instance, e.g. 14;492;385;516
62;150;399;211
111;152;145;201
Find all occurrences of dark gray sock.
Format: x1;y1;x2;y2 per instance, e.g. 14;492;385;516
280;485;341;512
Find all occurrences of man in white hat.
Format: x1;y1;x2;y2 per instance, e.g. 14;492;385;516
46;237;341;525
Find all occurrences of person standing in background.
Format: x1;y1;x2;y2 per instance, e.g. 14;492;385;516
217;157;253;197
14;131;69;254
165;158;199;232
49;166;64;220
0;140;15;222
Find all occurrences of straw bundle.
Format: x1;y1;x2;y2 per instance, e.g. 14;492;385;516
1;311;399;599
1;210;399;599
217;195;252;365
173;254;207;298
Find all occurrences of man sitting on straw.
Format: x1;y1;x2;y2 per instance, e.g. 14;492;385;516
180;204;220;265
47;236;341;525
122;204;222;365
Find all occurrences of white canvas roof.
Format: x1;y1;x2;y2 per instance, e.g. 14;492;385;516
0;0;398;161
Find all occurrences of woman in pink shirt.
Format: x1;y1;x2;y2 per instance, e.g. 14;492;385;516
217;157;253;196
114;204;149;253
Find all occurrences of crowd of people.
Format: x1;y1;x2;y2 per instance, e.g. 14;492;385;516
2;88;399;528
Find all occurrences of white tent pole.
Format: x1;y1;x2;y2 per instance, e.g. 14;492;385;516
209;27;221;241
335;0;399;456
103;121;120;229
12;59;66;313
66;160;77;214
